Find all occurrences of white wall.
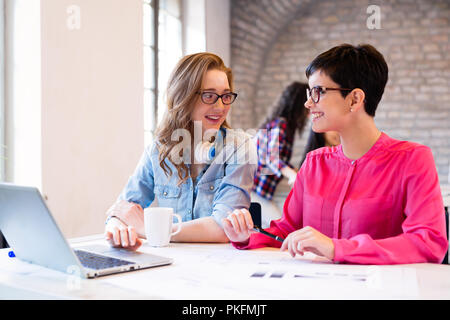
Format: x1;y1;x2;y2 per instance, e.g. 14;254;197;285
39;0;144;238
4;0;229;239
182;0;206;55
182;0;230;66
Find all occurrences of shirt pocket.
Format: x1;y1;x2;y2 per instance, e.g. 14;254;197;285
343;195;394;239
302;193;324;230
154;184;181;210
195;178;223;216
198;178;222;201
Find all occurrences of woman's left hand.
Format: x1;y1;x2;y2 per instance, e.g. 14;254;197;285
280;226;335;260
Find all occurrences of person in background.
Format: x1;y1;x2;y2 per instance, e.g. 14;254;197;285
224;43;448;265
299;128;340;168
252;82;309;228
104;52;257;250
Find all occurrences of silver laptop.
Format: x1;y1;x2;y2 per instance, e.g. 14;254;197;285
0;183;173;278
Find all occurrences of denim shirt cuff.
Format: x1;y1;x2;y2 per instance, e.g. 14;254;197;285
211;203;233;228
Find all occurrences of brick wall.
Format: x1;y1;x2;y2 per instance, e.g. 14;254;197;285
230;0;450;182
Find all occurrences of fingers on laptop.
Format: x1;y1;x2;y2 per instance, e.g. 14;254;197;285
105;219;142;250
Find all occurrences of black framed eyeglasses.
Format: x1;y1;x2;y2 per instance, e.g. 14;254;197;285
197;91;238;105
306;86;353;103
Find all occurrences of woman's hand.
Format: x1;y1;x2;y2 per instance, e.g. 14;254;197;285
280;226;335;260
281;166;298;186
222;208;255;243
104;217;143;251
105;200;145;238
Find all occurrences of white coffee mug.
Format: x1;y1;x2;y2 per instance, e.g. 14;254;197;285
144;207;182;247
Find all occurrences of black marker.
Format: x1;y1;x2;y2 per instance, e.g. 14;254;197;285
252;226;285;243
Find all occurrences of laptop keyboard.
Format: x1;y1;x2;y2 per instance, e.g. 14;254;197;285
74;250;134;270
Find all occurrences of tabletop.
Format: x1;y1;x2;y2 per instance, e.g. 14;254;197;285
1;235;450;300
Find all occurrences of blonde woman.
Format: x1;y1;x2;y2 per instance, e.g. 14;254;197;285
104;53;257;250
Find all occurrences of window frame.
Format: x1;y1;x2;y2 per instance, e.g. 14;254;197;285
143;0;183;146
0;0;5;182
143;0;158;146
0;0;7;248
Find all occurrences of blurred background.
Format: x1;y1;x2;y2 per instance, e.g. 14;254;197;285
0;0;449;240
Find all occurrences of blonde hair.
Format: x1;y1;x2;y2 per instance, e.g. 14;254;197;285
154;52;233;185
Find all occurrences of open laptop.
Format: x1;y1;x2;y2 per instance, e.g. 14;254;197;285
0;183;173;278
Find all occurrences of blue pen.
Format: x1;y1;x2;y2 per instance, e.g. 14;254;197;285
8;250;15;258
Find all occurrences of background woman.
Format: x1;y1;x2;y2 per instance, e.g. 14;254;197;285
299;128;340;167
252;82;309;227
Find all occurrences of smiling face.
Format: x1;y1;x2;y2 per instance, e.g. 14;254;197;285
191;69;232;134
304;70;352;133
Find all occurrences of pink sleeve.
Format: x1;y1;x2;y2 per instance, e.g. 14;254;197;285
333;146;448;264
232;166;304;250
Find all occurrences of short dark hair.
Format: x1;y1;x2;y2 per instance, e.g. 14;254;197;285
305;44;388;117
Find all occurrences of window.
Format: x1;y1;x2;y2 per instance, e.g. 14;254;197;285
0;0;5;182
143;0;183;147
0;0;7;248
143;0;157;147
157;0;182;125
2;0;41;187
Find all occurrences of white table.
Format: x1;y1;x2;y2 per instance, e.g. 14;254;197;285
1;235;450;300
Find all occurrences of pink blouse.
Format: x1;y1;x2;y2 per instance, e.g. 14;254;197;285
234;133;448;264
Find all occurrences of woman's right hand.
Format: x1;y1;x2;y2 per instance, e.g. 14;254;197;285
105;200;145;238
222;208;255;244
104;200;145;250
104;217;143;251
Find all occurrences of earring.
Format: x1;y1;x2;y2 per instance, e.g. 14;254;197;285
350;108;353;112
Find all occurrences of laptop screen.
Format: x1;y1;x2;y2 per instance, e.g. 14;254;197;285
0;183;82;275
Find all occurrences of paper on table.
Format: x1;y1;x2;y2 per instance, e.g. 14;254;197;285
204;263;419;299
102;248;340;299
365;266;419;298
101;244;419;299
169;245;332;266
101;246;337;299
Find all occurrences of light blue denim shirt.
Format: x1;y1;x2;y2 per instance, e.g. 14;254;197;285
117;129;257;226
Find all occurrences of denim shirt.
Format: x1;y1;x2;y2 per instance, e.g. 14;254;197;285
117;129;257;226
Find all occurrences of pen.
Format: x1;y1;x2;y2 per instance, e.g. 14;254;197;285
252;226;285;243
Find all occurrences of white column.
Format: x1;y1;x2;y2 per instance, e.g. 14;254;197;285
205;0;230;66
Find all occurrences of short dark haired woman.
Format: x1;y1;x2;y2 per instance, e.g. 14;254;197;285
224;44;448;265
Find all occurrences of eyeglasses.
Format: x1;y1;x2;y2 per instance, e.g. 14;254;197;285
197;91;238;105
306;86;353;103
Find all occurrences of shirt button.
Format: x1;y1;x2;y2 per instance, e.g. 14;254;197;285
209;185;214;190
188;209;191;213
163;192;168;196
